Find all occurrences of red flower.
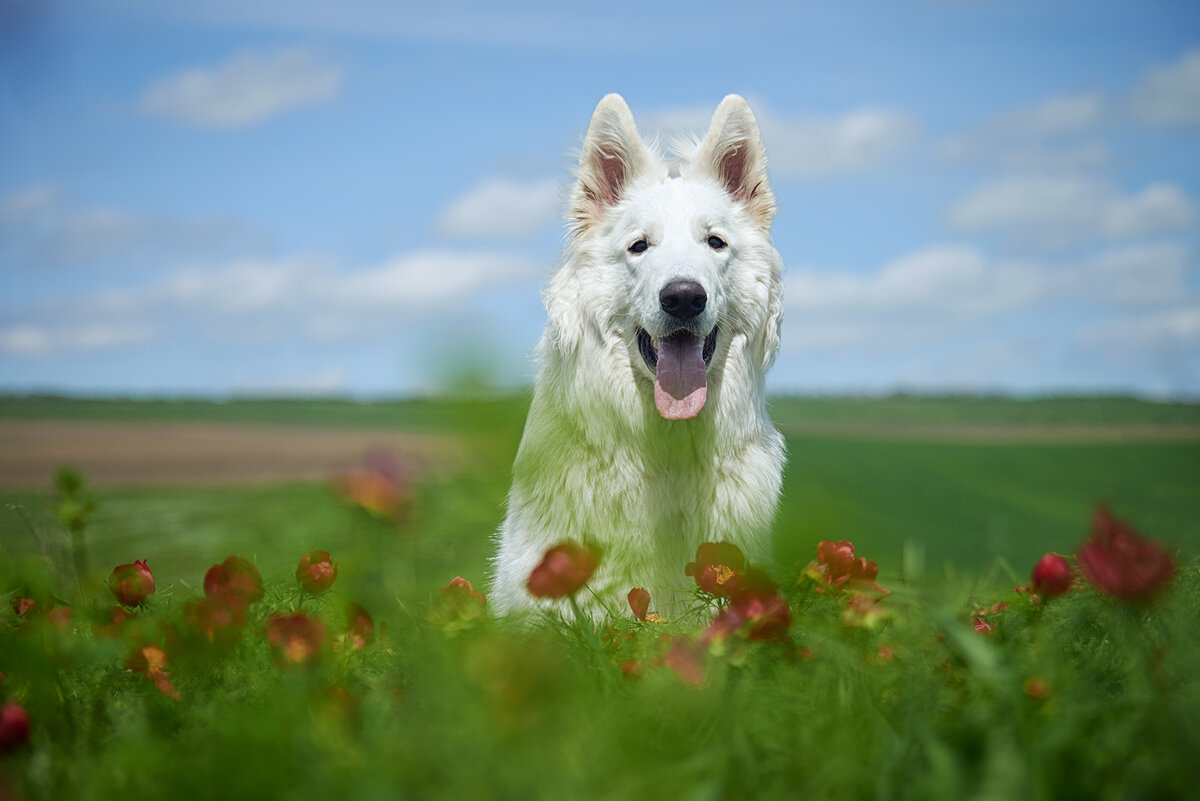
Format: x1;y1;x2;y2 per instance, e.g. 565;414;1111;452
435;576;488;625
108;559;155;607
627;588;650;621
94;605;135;639
0;700;30;754
662;636;707;686
1031;553;1074;598
973;617;995;634
336;447;412;520
703;567;791;643
842;593;890;629
125;644;180;701
10;597;35;620
185;595;249;646
525;542;600;599
266;612;327;668
341;602;375;651
189;556;262;645
204;556;264;605
1077;507;1175;601
296;550;338;595
806;540;888;595
685;542;746;597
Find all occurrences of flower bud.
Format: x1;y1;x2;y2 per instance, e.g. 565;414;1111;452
266;612;327;668
525;542;599;599
296;550;338;595
204;556;264;605
108;559;155;607
1031;553;1074;598
0;700;30;754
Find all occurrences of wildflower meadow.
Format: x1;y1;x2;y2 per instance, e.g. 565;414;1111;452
1;395;1198;800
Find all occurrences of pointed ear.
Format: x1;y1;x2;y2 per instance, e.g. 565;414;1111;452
696;95;775;228
570;94;651;232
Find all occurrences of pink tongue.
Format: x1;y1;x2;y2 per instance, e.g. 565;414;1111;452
653;332;707;420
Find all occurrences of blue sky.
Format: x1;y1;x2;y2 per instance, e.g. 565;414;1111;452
1;0;1198;397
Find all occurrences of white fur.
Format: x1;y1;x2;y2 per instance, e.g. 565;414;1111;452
489;94;786;618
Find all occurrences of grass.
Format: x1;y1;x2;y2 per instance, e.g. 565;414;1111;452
2;394;1199;799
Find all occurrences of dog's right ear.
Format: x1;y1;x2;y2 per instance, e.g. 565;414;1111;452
570;94;650;232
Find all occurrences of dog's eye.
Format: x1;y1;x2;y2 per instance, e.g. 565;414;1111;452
707;235;728;250
628;239;649;254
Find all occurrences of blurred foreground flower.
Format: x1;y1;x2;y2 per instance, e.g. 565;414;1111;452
0;700;30;754
805;540;889;596
337;447;412;521
296;550;338;595
185;595;249;647
10;597;35;620
842;593;891;629
204;556;264;605
526;542;600;599
433;577;487;627
126;644;180;701
188;556;263;646
685;542;746;597
341;602;375;651
267;612;327;668
1031;553;1074;599
94;605;134;639
108;559;155;607
1077;507;1175;601
662;636;707;686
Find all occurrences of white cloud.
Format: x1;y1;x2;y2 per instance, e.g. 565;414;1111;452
1080;305;1200;393
760;107;921;177
1131;49;1200;126
0;184;56;221
0;186;271;268
941;92;1110;171
1060;242;1190;307
437;177;561;239
159;259;302;313
143;250;537;328
334;250;538;310
782;241;1195;356
783;244;1039;351
945;176;1198;249
0;322;155;356
1101;306;1200;349
644;103;920;177
140;47;342;128
985;92;1107;138
2;248;540;357
227;366;349;396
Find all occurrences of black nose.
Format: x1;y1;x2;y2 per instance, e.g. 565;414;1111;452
660;280;707;321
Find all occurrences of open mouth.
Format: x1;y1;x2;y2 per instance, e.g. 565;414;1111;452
636;326;718;421
637;327;718;371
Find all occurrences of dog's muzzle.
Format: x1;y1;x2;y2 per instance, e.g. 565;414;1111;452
636;278;719;421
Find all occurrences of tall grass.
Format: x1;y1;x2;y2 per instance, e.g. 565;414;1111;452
1;396;1198;798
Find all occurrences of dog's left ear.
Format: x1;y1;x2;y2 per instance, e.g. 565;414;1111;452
696;95;775;229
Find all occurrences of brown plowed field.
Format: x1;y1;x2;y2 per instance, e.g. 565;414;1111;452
0;420;457;489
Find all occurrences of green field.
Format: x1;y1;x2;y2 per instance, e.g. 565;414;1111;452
3;393;1197;605
2;394;1199;799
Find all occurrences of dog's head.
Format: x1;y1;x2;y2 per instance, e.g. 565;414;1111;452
549;94;783;422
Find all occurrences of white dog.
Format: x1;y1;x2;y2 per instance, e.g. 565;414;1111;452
490;94;785;618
